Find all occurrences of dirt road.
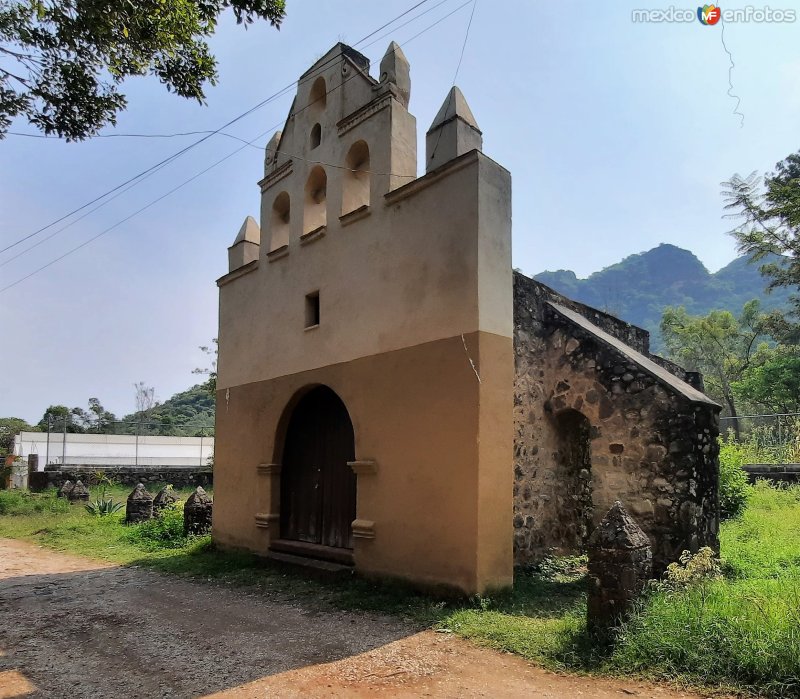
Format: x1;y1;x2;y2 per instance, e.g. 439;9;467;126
0;538;706;698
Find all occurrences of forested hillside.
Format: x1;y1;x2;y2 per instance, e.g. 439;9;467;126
534;245;792;350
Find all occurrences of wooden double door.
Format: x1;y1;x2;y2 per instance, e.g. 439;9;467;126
279;386;357;551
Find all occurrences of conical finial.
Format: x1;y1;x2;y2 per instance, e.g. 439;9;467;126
425;86;482;173
428;86;479;132
379;41;411;107
588;501;651;550
233;216;260;245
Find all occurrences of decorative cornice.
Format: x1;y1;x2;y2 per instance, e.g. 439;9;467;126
257;463;281;476
216;259;259;288
352;519;375;539
337;93;393;137
255;513;279;529
258;159;293;193
299;225;326;246
266;245;289;263
339;204;370;227
348;460;377;475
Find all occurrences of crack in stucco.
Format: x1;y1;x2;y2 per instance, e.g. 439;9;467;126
461;333;482;384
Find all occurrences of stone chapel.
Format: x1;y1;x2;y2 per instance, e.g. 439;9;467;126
213;42;720;595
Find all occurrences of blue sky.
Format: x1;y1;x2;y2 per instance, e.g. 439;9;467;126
1;0;798;423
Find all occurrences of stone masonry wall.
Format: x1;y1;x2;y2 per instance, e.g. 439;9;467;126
39;466;212;489
513;273;720;575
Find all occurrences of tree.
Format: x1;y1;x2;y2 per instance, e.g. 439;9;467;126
723;150;800;320
660;301;770;437
192;338;218;395
0;417;37;455
0;0;285;140
37;404;85;433
733;344;800;415
133;382;157;417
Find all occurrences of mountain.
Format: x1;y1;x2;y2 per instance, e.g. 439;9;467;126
533;244;793;350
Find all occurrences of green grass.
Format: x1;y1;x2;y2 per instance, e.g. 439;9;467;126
2;482;799;696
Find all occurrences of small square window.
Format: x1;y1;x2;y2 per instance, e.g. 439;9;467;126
305;291;320;328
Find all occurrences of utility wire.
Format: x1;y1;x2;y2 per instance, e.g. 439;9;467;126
0;0;472;293
0;0;442;256
427;0;478;167
0;128;271;294
2;0;470;269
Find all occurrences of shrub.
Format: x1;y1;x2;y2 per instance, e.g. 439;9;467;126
85;498;123;516
0;489;70;516
718;438;752;519
124;506;188;550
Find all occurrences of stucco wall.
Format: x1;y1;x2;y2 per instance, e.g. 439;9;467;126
513;273;720;574
214;44;513;595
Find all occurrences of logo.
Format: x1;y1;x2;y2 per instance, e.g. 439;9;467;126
698;4;722;24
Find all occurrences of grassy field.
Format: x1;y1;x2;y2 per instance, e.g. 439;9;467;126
1;481;799;696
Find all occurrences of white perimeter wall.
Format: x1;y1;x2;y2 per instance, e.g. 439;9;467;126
13;432;214;469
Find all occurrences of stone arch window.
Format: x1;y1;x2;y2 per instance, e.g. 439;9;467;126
341;140;370;215
304;166;327;234
309;76;326;111
270;191;291;250
310;123;322;150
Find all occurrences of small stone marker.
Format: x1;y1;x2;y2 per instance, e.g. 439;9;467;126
587;501;652;635
126;483;154;524
153;485;179;515
68;480;90;502
57;480;74;499
184;486;213;535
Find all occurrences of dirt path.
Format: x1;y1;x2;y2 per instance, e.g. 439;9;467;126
0;538;707;698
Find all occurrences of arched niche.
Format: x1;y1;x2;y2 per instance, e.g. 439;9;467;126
341;140;370;215
310;123;322;150
308;76;326;111
304;166;327;234
269;191;290;250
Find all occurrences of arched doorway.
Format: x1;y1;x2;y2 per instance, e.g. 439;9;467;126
278;386;356;552
553;409;593;551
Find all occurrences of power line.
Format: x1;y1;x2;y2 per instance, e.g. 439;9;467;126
428;0;478;167
0;0;473;293
0;0;442;257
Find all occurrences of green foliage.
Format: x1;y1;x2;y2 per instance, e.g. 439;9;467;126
611;482;800;696
0;489;70;515
0;416;37;455
122;383;215;436
660;301;770;426
656;547;722;591
0;0;286;139
37;399;117;433
84;498;123;516
723;150;800;325
718;437;753;519
124;506;188;550
734;343;800;414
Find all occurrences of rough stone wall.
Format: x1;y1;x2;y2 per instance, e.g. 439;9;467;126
40;466;212;489
513;272;720;574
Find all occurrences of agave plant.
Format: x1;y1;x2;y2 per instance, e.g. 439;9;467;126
85;498;123;516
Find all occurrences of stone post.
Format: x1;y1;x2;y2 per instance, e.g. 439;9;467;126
153;485;179;515
27;454;39;474
68;480;90;502
184;486;213;535
125;483;154;524
587;501;652;635
57;480;74;499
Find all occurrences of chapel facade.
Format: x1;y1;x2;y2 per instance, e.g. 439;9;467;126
213;42;720;595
